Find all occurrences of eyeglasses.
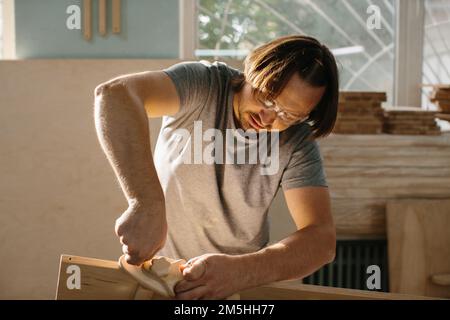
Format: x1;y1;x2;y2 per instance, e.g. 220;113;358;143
258;97;309;125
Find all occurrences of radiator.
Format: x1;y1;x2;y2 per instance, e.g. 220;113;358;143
302;240;389;292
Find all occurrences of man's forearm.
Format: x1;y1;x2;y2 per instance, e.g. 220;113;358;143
94;81;163;204
237;225;336;289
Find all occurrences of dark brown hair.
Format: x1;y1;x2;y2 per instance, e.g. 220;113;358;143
231;35;339;139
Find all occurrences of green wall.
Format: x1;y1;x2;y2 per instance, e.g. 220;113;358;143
15;0;179;58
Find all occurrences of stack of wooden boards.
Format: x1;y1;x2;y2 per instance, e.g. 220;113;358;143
334;91;441;135
430;85;450;122
333;92;386;134
383;106;440;136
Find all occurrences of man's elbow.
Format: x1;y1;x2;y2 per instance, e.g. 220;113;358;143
94;83;107;97
94;80;121;98
323;227;336;264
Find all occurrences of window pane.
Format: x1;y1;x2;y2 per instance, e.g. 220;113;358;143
422;0;450;106
197;0;396;103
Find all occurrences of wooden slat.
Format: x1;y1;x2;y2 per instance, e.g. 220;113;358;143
330;187;450;199
324;156;450;167
239;281;434;300
112;0;121;34
98;0;107;36
328;176;450;189
387;200;450;298
332;198;386;236
339;91;387;102
322;146;450;159
83;0;92;41
56;255;434;300
320;133;450;147
325;166;450;178
437;113;450;121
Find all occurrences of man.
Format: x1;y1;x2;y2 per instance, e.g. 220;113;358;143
94;35;339;299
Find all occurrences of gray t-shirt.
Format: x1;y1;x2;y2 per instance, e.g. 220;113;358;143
154;60;327;260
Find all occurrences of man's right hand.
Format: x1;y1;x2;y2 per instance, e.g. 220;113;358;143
115;198;167;266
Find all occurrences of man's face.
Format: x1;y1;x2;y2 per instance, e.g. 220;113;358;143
233;72;326;132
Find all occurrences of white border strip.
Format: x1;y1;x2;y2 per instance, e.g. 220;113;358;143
394;0;425;107
179;0;197;60
3;0;16;59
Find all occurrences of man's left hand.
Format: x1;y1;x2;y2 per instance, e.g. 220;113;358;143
174;253;245;300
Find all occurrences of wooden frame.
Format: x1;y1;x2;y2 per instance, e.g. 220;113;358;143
2;0;16;58
56;255;434;300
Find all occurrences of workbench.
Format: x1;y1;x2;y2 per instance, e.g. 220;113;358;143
56;255;432;300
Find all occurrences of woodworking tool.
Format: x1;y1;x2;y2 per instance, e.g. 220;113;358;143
118;255;186;297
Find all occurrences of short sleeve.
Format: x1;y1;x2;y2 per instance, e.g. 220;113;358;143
281;137;328;190
163;61;211;116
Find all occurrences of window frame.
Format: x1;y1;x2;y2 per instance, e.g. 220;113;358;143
2;0;16;59
183;0;427;108
179;0;197;60
394;0;425;108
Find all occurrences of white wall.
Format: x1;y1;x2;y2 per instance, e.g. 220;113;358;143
0;59;295;299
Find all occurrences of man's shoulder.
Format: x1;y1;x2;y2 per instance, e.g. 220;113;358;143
167;60;241;81
280;123;317;150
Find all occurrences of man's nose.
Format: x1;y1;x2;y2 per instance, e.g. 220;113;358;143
258;108;277;126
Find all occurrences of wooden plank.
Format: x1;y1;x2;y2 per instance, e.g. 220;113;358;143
56;255;434;300
437;113;450;121
323;156;450;168
112;0;121;34
56;254;138;300
98;0;107;36
437;104;450;113
328;176;450;189
331;198;386;236
431;91;450;101
321;146;450;159
338;101;383;109
384;106;437;114
239;281;434;300
325;166;450;178
387;200;450;298
320;134;450;147
383;130;441;136
83;0;92;41
329;187;450;199
339;92;387;102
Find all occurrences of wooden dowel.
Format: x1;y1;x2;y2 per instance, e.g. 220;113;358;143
99;0;107;36
83;0;92;41
112;0;121;34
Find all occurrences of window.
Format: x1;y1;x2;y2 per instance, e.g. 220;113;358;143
422;0;450;108
196;0;396;103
